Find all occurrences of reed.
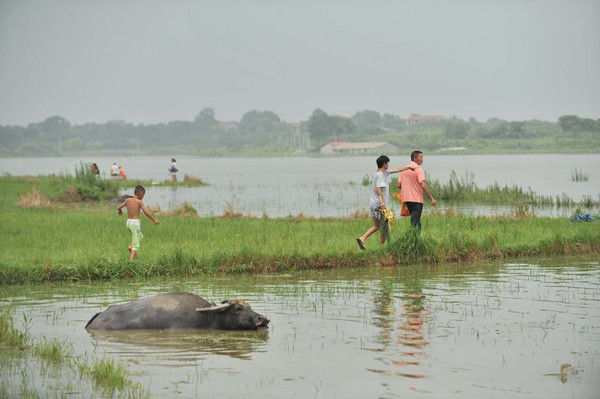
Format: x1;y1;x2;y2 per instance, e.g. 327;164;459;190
0;307;29;350
79;357;129;390
409;170;600;207
571;168;590;182
33;337;73;363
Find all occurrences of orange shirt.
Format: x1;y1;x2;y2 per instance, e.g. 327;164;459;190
399;164;425;203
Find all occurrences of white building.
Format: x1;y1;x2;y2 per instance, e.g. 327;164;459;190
320;141;399;155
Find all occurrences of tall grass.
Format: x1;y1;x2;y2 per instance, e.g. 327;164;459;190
410;170;599;207
0;307;29;350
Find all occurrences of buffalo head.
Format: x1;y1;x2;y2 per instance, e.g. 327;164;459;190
196;299;270;330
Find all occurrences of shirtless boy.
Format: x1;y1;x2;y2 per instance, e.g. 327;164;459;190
117;185;159;260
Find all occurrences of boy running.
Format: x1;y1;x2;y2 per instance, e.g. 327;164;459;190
117;185;159;260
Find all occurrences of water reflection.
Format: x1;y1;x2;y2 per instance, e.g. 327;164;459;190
88;329;269;361
371;278;431;390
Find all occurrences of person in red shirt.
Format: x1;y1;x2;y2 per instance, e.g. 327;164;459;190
397;151;437;229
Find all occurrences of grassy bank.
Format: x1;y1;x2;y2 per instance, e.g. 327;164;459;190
1;175;599;284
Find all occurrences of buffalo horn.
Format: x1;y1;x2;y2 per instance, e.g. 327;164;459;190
196;302;232;313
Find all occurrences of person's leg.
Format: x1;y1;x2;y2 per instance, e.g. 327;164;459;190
406;202;423;229
379;227;387;244
359;216;380;247
128;225;143;260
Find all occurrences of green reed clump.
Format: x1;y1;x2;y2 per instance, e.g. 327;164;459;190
79;357;129;390
0;307;29;350
571;168;590;182
389;228;436;263
34;337;73;363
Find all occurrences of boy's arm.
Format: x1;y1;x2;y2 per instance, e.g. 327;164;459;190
389;163;417;174
117;200;127;215
140;202;160;224
376;186;387;210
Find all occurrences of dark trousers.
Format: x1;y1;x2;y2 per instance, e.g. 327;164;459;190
405;202;423;229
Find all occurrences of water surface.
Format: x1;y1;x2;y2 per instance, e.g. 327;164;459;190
1;154;598;217
1;258;598;398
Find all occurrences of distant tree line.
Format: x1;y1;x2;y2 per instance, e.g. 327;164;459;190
0;108;598;156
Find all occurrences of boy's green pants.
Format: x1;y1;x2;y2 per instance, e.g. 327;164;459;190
128;224;144;251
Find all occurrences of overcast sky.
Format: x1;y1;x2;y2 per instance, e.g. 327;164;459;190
0;0;598;126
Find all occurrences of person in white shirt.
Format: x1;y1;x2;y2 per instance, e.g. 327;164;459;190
110;163;119;177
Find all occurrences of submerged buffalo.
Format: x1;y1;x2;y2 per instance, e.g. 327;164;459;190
85;292;270;331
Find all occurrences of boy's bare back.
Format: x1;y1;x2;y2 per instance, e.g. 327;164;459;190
117;193;159;224
122;197;144;219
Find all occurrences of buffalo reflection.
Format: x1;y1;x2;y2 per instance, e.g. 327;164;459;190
88;328;269;361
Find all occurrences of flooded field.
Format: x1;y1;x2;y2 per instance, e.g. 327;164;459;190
1;258;598;398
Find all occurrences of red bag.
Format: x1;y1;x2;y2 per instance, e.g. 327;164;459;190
396;193;410;217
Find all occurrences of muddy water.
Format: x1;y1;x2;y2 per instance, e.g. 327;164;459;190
1;259;599;398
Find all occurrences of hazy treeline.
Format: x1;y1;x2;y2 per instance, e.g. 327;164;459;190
1;108;599;157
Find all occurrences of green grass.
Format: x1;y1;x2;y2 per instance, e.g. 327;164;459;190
1;175;598;284
390;170;598;207
33;337;73;363
0;307;29;350
0;307;148;398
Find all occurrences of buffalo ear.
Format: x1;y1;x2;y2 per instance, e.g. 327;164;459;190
196;302;232;313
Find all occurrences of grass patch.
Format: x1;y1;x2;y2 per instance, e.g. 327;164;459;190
34;337;73;363
0;307;29;350
1;175;599;284
0;308;148;398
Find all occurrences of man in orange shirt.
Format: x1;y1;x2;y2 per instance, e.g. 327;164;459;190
397;151;437;229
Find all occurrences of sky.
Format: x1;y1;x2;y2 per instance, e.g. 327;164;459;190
0;0;598;126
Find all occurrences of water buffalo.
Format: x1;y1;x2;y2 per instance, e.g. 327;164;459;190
85;292;270;331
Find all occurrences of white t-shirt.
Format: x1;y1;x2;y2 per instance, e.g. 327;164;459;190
369;170;390;209
110;164;119;175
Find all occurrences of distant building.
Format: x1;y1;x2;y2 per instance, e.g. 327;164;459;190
320;141;399;155
406;114;446;125
107;119;127;126
218;122;238;130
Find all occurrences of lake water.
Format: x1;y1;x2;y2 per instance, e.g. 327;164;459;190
0;259;598;398
1;154;599;217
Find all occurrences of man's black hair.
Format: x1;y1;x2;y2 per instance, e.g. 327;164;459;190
376;155;390;168
411;150;423;161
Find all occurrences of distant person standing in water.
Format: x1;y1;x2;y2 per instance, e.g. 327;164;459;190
119;165;126;180
397;150;436;230
169;158;178;182
91;162;100;176
110;162;119;177
356;155;415;250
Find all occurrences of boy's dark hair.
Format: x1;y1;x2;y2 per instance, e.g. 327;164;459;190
376;155;390;168
134;185;145;195
411;150;423;161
